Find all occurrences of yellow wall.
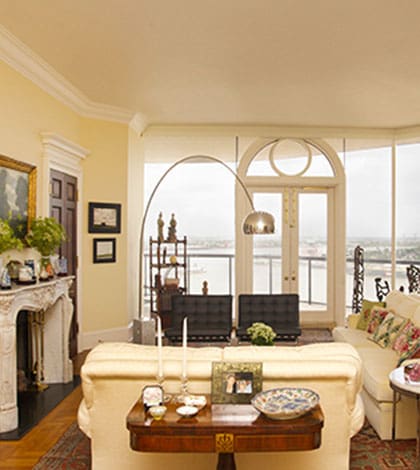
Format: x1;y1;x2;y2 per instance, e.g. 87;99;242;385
0;60;130;341
80;118;129;332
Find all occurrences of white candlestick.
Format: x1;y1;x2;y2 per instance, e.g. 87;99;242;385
157;315;163;378
182;317;188;378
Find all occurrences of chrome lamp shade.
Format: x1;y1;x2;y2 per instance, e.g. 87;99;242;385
243;210;275;235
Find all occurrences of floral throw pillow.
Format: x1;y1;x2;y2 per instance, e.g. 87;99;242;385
366;307;389;334
356;299;386;331
370;312;406;348
393;321;420;364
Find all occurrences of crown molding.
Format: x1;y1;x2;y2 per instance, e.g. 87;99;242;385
0;25;135;125
41;131;90;161
143;124;398;139
129;112;149;135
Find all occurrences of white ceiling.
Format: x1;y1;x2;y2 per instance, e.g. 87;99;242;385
1;0;420;129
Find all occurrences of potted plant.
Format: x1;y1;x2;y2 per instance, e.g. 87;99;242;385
25;217;66;276
0;218;23;254
247;322;276;346
0;218;23;286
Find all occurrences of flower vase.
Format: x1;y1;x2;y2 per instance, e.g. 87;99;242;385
39;256;53;280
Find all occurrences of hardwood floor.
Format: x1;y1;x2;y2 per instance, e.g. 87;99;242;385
0;351;88;470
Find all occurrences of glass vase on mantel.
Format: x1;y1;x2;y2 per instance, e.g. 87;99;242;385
39;255;53;281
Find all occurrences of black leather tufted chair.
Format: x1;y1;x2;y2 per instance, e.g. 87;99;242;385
165;294;233;342
237;294;301;341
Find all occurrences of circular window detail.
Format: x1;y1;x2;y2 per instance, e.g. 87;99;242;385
269;139;312;177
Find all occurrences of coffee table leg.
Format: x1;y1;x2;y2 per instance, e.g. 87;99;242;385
217;453;236;470
390;389;397;465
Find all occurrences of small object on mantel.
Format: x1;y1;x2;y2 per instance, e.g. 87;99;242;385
0;268;11;289
57;257;68;276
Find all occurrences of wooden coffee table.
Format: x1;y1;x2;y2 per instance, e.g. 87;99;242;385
127;395;324;470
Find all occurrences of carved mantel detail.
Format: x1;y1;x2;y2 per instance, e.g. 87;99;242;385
0;277;74;433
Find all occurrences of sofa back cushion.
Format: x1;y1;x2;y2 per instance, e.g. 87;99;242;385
386;290;420;320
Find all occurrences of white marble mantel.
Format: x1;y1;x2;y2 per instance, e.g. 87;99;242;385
0;276;74;433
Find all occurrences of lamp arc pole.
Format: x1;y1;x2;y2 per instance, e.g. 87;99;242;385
137;154;275;329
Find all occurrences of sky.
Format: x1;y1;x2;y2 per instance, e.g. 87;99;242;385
143;143;420;243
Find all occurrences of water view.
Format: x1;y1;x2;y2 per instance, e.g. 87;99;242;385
145;237;420;312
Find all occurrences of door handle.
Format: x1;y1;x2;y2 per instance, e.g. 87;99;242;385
291;272;296;281
284;276;289;281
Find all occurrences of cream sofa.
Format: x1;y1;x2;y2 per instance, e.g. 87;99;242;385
77;341;363;470
333;290;420;440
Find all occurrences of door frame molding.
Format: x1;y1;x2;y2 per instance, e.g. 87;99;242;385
40;132;90;351
235;137;346;327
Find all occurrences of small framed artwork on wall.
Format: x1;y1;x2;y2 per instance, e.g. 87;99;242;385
93;238;116;263
88;202;121;233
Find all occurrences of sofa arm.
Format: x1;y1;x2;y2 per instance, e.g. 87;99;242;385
346;313;360;329
350;394;365;437
77;398;91;438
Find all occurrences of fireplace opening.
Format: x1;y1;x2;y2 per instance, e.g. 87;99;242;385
0;308;79;441
16;310;33;392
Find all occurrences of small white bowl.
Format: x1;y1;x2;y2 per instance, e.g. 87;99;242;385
149;405;167;420
184;395;207;408
176;405;199;418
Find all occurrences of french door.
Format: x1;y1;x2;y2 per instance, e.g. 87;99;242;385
252;187;332;324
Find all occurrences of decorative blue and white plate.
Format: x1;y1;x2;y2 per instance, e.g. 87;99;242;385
251;387;319;420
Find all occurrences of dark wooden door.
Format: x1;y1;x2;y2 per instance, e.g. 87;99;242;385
50;169;78;358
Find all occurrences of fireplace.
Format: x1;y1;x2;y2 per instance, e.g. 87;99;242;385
0;277;74;433
16;311;33;391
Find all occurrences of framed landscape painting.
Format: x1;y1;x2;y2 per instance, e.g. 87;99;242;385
0;154;36;238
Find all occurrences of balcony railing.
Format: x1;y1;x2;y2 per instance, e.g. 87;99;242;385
145;253;418;308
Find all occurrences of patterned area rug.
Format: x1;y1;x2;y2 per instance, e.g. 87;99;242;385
34;418;417;469
33;332;416;469
351;420;416;469
33;422;90;469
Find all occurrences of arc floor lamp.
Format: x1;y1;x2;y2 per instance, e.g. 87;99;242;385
133;154;275;344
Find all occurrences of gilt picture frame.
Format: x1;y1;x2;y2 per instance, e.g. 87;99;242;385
0;154;37;238
88;202;121;233
211;361;263;404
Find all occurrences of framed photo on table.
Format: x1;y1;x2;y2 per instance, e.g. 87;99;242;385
211;362;262;404
0;154;36;238
93;238;116;263
88;202;121;233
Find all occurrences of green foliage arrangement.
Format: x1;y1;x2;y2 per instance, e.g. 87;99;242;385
25;217;66;256
0;218;23;253
247;322;276;346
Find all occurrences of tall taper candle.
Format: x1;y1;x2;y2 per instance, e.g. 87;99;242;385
182;317;188;378
157;315;163;378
